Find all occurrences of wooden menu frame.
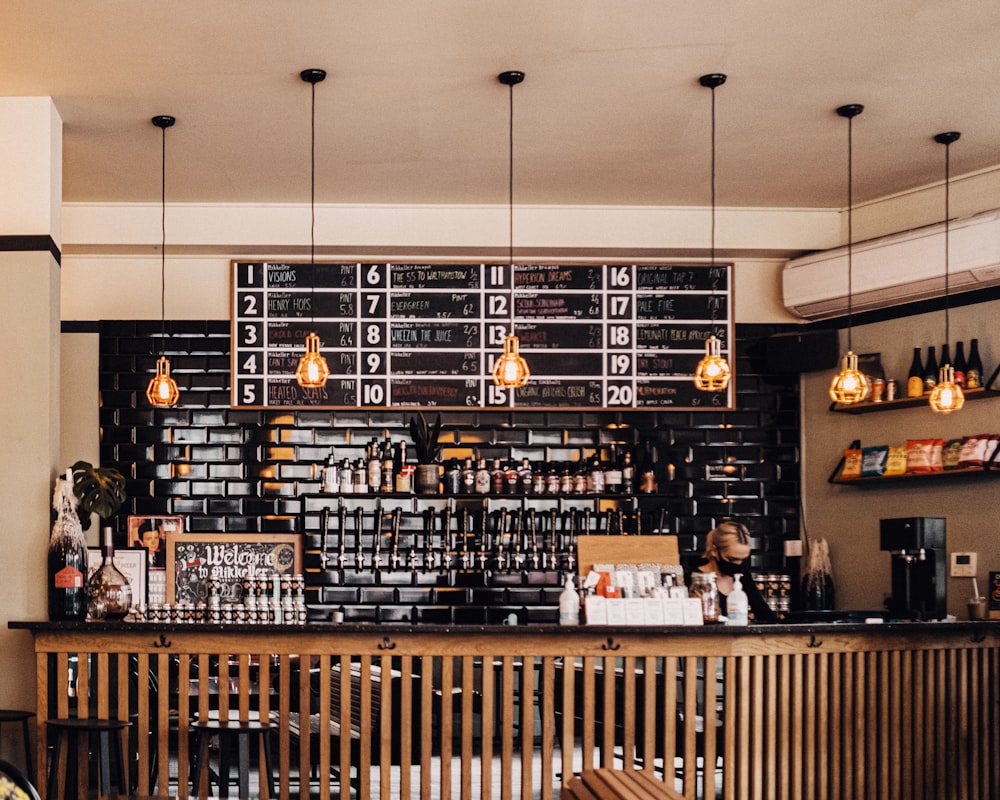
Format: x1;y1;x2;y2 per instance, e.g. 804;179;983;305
166;533;302;605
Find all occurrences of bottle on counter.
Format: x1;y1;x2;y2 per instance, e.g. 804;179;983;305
558;574;580;626
48;469;88;621
966;338;983;389
953;340;967;388
86;526;133;620
725;573;749;626
922;345;938;393
906;347;924;398
689;572;720;623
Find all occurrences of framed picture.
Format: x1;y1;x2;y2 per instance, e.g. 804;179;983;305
87;546;148;613
128;515;184;569
166;533;302;605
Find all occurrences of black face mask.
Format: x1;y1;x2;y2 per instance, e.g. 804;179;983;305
716;555;742;577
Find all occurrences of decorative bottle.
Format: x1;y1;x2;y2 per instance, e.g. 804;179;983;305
952;340;967;388
966;338;983;389
48;469;89;621
86;526;133;620
906;347;924;398
922;345;938;393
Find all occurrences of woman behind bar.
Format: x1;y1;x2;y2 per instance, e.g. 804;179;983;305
694;520;777;623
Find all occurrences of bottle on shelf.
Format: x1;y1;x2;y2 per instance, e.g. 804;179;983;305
321;451;338;492
922;345;938;393
621;450;635;495
86;526;133;620
639;443;658;494
491;459;506;495
444;459;462;495
940;342;951;372
906;347;924;398
474;458;491;494
966;338;983;389
48;469;89;621
353;458;368;493
339;458;353;493
394;440;411;493
366;442;382;494
588;453;605;494
380;439;394;493
604;445;623;494
504;461;520;494
518;458;533;494
953;340;967;388
461;458;475;494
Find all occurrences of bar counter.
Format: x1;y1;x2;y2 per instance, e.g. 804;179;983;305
12;619;999;800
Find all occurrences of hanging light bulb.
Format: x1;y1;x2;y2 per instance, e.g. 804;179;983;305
492;69;531;391
296;68;330;389
146;114;180;408
694;73;731;393
828;104;871;405
929;130;964;414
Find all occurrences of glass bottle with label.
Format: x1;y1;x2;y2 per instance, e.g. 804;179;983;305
966;338;983;389
922;345;938;393
474;459;491;494
952;340;967;388
906;347;924;398
48;470;88;620
86;526;133;620
689;571;720;623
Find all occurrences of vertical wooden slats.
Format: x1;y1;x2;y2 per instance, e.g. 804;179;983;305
21;628;1000;800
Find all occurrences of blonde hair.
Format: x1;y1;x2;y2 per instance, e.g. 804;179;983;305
702;520;751;559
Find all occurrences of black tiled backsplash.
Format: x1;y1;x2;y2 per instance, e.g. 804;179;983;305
96;320;801;622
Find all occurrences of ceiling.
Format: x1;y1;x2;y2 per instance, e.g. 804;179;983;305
2;1;999;212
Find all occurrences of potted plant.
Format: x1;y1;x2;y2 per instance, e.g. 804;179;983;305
407;412;443;495
71;460;127;529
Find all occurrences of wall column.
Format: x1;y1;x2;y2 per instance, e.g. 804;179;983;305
0;97;63;711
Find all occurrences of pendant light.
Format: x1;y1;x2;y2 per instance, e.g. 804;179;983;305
491;69;531;390
693;73;731;393
295;68;331;389
828;104;871;405
929;131;964;414
146;114;181;408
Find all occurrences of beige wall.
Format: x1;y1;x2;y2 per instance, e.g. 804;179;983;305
801;299;1000;617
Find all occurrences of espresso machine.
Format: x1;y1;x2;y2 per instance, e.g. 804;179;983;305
879;517;947;620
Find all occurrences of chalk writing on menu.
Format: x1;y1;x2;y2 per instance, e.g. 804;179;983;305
231;262;733;410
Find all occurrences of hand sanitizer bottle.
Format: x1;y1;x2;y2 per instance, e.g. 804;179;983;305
559;575;581;626
726;573;749;626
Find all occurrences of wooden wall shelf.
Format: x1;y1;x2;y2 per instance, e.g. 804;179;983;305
829;386;998;414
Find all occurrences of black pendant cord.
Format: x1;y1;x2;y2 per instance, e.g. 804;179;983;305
709;82;717;324
845;111;854;353
943;138;951;352
310;77;317;268
507;77;514;332
159;122;167;352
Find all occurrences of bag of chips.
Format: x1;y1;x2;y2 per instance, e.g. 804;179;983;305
958;434;998;468
942;439;964;470
861;445;888;477
884;446;908;476
905;438;944;473
839;448;863;480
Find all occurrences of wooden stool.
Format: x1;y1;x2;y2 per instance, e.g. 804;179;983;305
45;717;130;800
190;719;275;799
562;768;685;799
0;710;35;783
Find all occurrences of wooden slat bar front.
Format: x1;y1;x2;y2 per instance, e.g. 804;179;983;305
12;620;1000;800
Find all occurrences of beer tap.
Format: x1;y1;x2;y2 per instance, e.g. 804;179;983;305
460;508;473;569
477;501;490;571
390;507;403;572
494;510;508;572
353;507;364;572
511;509;525;573
440;499;455;573
372;499;384;574
528;509;540;571
565;509;577;573
336;499;347;572
319;506;331;570
420;507;434;571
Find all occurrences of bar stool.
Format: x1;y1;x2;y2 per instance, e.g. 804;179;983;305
0;710;35;783
45;717;130;800
190;718;276;799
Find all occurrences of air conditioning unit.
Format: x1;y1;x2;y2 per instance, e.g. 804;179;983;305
782;208;1000;320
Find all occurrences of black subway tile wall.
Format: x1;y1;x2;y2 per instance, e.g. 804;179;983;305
96;320;801;622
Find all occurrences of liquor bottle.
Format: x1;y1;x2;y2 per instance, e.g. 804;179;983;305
380;439;394;493
366;442;382;494
504;461;520;495
518;458;533;494
940;343;951;371
966;338;983;389
460;458;476;494
620;450;635;495
588;454;606;494
474;459;491;494
48;470;88;621
394;441;411;493
322;451;338;493
491;459;506;495
339;458;354;494
353;458;368;493
86;526;133;620
906;347;924;398
922;345;938;393
638;443;658;494
604;446;623;495
444;459;462;495
952;340;967;388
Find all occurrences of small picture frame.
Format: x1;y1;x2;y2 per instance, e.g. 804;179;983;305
87;546;148;612
128;515;184;569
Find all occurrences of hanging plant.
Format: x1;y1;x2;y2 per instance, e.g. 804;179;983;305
71;460;126;529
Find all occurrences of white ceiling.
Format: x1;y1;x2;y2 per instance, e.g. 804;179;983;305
2;0;999;211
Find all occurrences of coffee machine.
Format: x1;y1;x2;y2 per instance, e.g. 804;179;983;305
879;517;947;620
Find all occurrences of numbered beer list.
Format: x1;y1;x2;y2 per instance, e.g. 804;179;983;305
231;261;733;410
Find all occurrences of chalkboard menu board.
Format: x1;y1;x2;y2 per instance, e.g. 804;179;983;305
231;261;733;410
166;534;301;605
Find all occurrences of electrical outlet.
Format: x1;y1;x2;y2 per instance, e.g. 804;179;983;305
950;551;977;578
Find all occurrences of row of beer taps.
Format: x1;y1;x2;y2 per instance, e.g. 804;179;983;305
316;497;637;577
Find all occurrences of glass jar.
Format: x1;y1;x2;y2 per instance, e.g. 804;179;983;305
86;526;133;620
689;571;720;623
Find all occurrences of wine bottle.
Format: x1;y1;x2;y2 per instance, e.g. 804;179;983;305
48;470;88;621
940;343;951;371
953;341;967;388
906;347;924;398
86;526;133;620
922;345;938;393
966;338;983;389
